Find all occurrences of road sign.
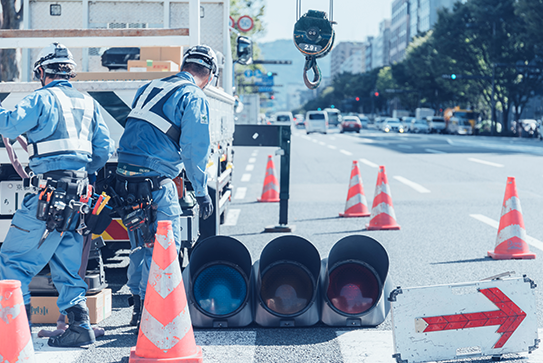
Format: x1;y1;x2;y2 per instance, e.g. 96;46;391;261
229;16;235;29
237;15;254;32
254;69;262;78
258;86;273;93
244;70;253;79
390;276;539;363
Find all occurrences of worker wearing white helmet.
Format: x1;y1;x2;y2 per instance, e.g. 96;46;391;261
0;43;114;347
114;44;219;330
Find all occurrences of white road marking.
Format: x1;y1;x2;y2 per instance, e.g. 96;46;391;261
340;150;353;156
319;141;326;146
359;158;379;168
468;158;504;168
328;145;337;150
195;331;256;363
241;174;251;182
251;151;258;157
393;176;430;193
245;164;255;171
470;214;543;251
359;138;376;143
234;187;247;200
248;157;256;163
223;209;241;226
425;148;446;154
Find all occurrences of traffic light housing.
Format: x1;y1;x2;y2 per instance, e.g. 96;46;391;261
182;235;253;328
374;92;379;97
320;235;392;326
253;235;321;327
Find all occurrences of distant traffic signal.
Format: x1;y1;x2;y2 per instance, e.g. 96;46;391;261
450;74;457;80
374;92;379;97
253;235;321;327
320;235;392;326
183;236;253;328
355;97;360;102
270;94;275;100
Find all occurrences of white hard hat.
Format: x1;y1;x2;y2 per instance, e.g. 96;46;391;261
33;43;76;79
182;45;219;78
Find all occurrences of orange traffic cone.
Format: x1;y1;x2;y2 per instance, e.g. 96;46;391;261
129;220;203;362
339;160;370;217
257;155;280;202
366;166;400;230
0;280;35;363
488;177;535;260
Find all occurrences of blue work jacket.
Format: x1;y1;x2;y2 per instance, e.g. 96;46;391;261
117;72;211;197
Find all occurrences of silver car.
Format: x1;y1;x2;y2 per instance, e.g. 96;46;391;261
410;119;430;133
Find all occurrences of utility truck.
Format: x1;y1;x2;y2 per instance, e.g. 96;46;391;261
0;0;237;260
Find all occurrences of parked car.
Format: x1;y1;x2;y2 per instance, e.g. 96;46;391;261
409;118;430;133
427;116;446;134
382;118;405;133
305;110;328;134
339;115;362;133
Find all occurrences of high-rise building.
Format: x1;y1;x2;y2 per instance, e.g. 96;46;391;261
339;48;366;75
390;0;410;64
371;19;391;70
365;36;374;72
330;42;365;80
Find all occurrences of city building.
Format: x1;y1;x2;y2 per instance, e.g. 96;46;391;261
390;0;409;64
339;48;366;75
371;19;391;70
365;36;374;72
330;42;365;80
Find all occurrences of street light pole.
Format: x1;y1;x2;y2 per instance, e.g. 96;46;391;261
491;63;496;136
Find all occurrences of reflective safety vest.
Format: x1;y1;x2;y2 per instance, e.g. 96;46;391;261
28;86;95;159
127;76;193;144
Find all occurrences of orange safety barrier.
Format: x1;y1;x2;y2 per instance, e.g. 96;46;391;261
339;160;370;217
257;155;280;203
129;220;203;362
0;280;35;363
366;166;400;230
488;177;535;260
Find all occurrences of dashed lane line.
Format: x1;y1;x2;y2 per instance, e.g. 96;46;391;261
241;174;251;182
470;214;543;251
234;187;247;200
223;209;241;226
468;157;504;168
340;150;353;156
328;145;337;150
359;159;379;168
248;157;256;163
393;176;430;193
245;164;255;171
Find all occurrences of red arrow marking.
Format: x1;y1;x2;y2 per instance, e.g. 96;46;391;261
422;287;526;349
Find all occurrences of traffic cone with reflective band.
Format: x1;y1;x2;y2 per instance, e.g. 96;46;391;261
129;220;202;362
339;160;370;217
257;155;280;202
0;280;35;363
365;166;400;230
488;177;535;260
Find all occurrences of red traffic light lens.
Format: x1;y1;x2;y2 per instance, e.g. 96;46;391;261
327;262;380;315
260;262;314;316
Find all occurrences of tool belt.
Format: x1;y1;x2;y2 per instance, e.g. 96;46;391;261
34;170;91;235
98;172;171;244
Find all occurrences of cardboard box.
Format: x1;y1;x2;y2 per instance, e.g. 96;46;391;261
73;71;178;81
128;60;179;72
30;289;112;324
140;46;184;65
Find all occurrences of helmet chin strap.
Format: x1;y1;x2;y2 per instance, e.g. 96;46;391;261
39;67;47;87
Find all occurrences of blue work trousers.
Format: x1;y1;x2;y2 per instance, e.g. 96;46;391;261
126;181;181;299
0;193;87;314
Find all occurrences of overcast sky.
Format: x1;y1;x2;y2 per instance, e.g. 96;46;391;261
258;0;395;43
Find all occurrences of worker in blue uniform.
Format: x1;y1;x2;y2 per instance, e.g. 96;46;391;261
116;45;217;329
0;43;114;347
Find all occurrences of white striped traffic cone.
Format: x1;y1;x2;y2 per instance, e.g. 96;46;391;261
339;160;370;217
129;220;203;362
366;166;400;230
488;177;535;259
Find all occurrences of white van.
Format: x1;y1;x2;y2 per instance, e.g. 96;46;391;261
274;111;294;124
305;111;328;134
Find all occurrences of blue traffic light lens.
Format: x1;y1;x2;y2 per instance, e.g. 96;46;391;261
193;264;248;316
327;262;380;315
261;262;314;316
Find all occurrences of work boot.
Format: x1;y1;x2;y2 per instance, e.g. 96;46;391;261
25;303;32;329
48;303;95;347
128;295;142;327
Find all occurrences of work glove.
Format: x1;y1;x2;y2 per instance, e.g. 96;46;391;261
196;194;213;220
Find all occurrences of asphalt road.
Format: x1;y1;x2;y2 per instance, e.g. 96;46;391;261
30;127;543;362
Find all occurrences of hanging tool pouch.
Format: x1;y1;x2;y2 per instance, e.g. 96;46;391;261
101;173;170;244
34;170;91;234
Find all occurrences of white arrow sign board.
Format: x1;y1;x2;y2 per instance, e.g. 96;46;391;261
390;276;539;363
